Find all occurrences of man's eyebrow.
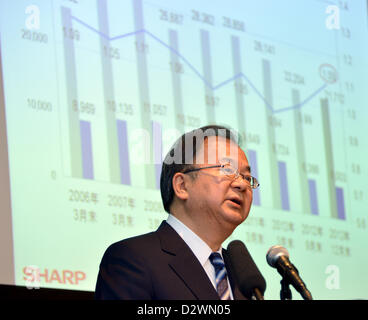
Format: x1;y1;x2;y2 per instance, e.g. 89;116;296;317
219;158;251;173
244;166;251;174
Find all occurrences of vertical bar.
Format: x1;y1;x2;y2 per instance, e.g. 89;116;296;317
308;179;319;215
0;35;15;284
320;98;338;218
61;7;82;177
292;89;311;213
152;121;162;189
278;161;290;211
97;0;121;184
231;36;246;137
169;29;184;133
116;120;131;185
132;0;155;188
200;29;215;124
335;187;346;220
80;120;94;179
247;150;260;206
263;59;281;209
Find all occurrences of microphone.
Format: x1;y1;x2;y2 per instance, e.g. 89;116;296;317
227;240;266;300
266;245;313;300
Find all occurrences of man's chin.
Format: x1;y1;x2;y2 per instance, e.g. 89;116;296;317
222;207;247;227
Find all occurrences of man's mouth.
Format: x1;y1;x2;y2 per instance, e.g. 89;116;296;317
227;197;242;207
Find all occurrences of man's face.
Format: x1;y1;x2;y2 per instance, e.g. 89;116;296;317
186;136;253;231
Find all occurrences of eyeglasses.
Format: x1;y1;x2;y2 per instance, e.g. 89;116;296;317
182;162;260;189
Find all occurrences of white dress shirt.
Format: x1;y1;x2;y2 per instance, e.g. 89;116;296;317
166;214;234;299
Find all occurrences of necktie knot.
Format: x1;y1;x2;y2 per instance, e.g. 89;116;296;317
209;252;225;270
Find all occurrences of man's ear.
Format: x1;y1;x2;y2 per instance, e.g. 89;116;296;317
172;172;190;201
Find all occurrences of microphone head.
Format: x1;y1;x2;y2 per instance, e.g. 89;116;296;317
266;245;289;268
227;240;266;299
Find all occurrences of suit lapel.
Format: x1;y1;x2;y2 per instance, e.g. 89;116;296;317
156;221;219;300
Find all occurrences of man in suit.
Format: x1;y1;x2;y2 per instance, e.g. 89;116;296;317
95;125;259;299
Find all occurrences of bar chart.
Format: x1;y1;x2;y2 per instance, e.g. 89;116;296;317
57;0;356;222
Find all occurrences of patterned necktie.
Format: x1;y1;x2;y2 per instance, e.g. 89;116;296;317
209;252;230;300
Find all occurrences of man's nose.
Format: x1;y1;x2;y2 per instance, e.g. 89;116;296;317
230;175;249;191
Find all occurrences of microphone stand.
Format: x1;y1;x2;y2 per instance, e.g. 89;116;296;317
277;263;295;300
280;278;292;300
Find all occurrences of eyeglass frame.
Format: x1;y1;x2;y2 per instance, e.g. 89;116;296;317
182;162;260;189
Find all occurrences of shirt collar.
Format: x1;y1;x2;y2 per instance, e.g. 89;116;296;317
166;214;223;266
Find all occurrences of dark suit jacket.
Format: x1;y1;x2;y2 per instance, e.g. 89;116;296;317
95;221;246;300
